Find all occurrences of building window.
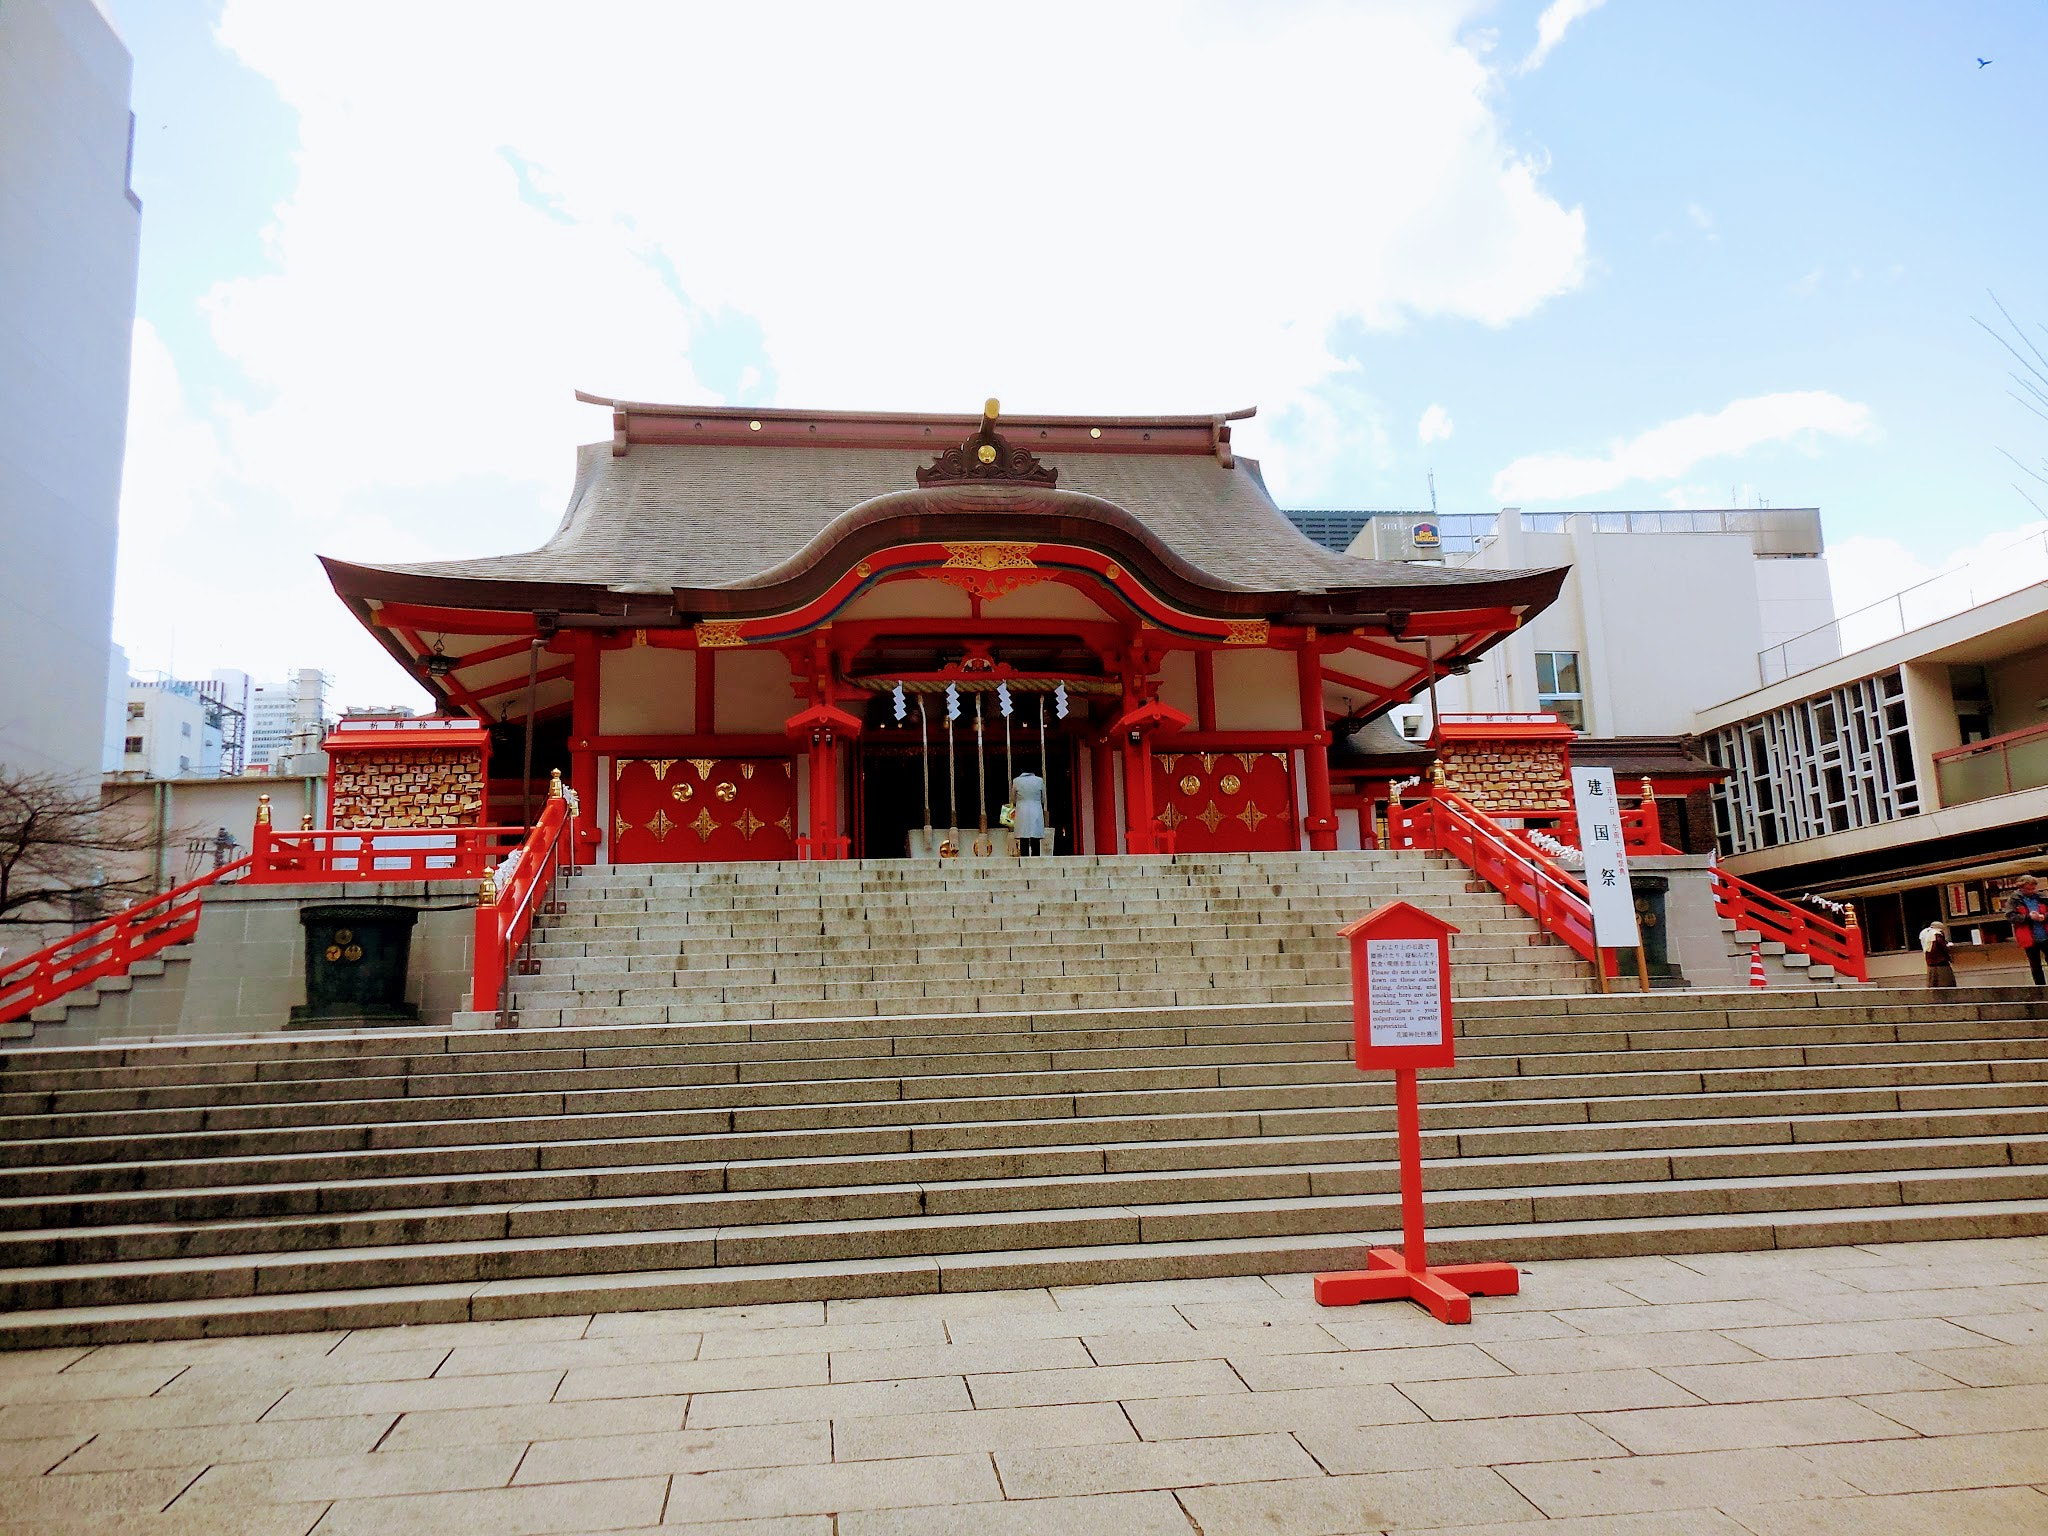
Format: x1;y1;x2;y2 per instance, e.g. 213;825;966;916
180;721;192;738
126;702;144;720
123;736;143;755
1535;651;1585;730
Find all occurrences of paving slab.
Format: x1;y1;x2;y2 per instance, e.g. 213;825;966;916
5;1244;2048;1531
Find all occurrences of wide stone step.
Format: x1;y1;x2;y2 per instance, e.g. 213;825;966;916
7;1128;2044;1266
8;1192;2048;1348
12;1158;2048;1311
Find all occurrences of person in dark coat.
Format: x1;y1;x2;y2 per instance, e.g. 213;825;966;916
2009;877;2048;986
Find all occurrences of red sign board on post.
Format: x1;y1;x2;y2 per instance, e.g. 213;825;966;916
1316;900;1521;1324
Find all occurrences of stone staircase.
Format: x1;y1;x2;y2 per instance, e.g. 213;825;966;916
2;976;2046;1347
472;852;1592;1029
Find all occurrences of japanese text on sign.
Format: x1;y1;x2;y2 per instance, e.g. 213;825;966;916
1366;939;1445;1049
1570;766;1640;948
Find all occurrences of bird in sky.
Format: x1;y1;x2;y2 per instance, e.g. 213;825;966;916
1978;57;1993;67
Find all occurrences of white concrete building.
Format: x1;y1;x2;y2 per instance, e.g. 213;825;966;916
1351;509;1834;740
0;0;140;784
1694;569;2048;983
248;669;333;770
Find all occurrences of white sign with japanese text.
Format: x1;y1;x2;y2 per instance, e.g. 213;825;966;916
1570;766;1641;948
1365;938;1446;1049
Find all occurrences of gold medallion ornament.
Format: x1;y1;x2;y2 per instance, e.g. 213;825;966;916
1103;563;1122;580
854;558;872;578
690;809;718;840
1179;774;1202;797
740;763;756;780
694;620;746;649
715;781;738;802
1201;754;1220;774
1157;803;1184;829
1220;774;1243;796
648;758;677;782
1235;802;1268;833
615;812;632;840
1196;801;1225;834
1157;754;1179;775
782;762;793;777
613;761;627;781
1224;619;1270;646
734;809;765;841
775;812;794;836
646;808;675;842
1231;753;1255;774
670;782;694;802
690;758;716;780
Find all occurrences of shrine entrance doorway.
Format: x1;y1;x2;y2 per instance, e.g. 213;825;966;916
855;725;1080;858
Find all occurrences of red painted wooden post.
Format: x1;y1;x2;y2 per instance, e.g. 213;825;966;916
1314;900;1520;1324
1297;646;1338;851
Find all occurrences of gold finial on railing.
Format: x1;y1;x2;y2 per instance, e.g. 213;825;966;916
1641;776;1655;802
478;866;498;904
1431;760;1448;787
548;768;564;801
1843;904;1859;930
300;814;314;830
255;794;271;827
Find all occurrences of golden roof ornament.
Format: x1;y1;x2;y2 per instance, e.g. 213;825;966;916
917;398;1058;488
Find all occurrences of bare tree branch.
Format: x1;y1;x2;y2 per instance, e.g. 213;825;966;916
0;768;164;924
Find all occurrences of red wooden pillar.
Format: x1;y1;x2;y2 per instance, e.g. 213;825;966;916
1298;644;1338;852
1087;744;1115;855
570;634;602;858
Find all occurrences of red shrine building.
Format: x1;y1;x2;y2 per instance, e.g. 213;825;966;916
321;398;1568;863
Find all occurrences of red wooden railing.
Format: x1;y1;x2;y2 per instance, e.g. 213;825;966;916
1708;865;1867;982
1386;787;1601;964
472;792;579;1020
1610;795;1867;983
0;856;252;1024
247;822;527;883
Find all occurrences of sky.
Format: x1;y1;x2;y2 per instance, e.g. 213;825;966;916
102;0;2048;712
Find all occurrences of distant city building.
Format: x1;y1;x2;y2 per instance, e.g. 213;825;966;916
118;673;249;779
248;669;334;770
1283;507;1434;554
0;0;141;783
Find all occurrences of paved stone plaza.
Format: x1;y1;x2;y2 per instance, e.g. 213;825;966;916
7;1239;2048;1533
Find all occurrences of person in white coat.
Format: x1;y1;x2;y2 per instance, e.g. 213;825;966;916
1010;771;1047;856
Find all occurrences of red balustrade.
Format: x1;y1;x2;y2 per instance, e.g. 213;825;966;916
472;794;579;1019
1709;865;1867;983
1386;788;1601;965
1394;786;1867;985
246;822;527;883
0;857;251;1024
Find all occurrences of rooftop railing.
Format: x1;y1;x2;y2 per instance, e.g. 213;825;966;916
1759;528;2048;686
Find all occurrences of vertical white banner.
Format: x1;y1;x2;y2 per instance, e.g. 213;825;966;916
1570;766;1641;949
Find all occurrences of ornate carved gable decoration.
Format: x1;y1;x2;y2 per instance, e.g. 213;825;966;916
917;398;1058;489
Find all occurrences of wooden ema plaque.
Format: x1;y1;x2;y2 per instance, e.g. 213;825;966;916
1314;900;1520;1323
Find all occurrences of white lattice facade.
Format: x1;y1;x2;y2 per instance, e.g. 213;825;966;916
1703;667;1919;855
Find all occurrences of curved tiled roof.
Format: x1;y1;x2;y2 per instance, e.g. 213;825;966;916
331;439;1561;611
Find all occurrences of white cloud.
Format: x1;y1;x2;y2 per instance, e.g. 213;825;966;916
115;3;1596;706
1520;0;1606;73
1687;202;1716;240
1490;391;1876;503
1418;403;1455;444
206;0;1587;478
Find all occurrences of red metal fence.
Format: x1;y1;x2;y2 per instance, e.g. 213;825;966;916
0;857;251;1024
472;794;579;1019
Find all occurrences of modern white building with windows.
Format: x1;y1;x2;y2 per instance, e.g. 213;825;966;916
1350;507;1834;740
